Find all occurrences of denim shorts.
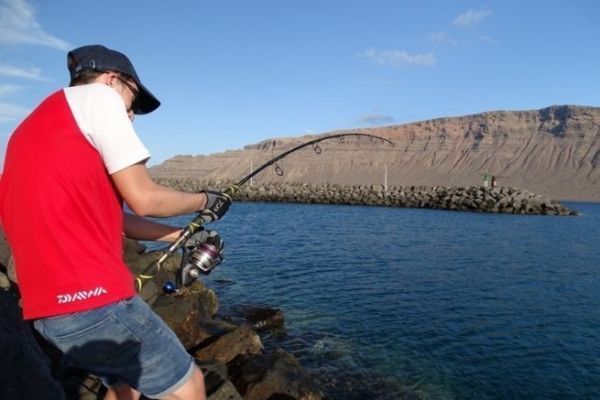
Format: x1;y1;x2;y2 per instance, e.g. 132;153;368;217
33;296;195;399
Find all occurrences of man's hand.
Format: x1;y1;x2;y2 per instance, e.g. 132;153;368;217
184;228;224;253
199;190;232;222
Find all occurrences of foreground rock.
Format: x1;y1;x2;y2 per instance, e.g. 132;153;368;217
0;233;324;400
154;179;579;216
194;325;264;364
219;305;286;333
228;349;324;400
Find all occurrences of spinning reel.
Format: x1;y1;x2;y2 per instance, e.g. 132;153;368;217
162;230;224;294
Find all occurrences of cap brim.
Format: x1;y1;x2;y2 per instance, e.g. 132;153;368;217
133;81;160;115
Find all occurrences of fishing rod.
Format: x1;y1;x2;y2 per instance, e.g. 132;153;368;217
135;132;394;292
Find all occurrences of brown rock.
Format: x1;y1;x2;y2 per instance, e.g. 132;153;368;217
206;379;244;400
238;305;285;332
152;292;213;349
228;349;324;400
198;360;245;400
194;325;264;364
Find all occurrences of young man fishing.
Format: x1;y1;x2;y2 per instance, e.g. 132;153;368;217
0;45;230;400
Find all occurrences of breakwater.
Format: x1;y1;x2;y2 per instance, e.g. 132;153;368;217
153;178;577;216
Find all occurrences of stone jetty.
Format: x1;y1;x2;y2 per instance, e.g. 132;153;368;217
154;178;578;216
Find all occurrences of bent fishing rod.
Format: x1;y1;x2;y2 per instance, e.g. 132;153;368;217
135;132;394;292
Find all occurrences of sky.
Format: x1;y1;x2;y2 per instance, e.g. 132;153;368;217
1;0;599;166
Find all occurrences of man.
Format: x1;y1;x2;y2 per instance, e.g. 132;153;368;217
0;45;229;400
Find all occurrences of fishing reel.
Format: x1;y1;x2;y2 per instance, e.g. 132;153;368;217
179;241;223;285
164;229;224;293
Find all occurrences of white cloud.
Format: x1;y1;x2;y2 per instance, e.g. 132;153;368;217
453;8;492;28
356;112;395;126
360;48;436;68
0;102;29;123
0;63;49;81
428;32;458;47
0;84;24;96
0;0;70;50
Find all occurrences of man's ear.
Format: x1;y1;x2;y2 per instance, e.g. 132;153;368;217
95;71;112;85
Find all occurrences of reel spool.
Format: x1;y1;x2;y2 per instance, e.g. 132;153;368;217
176;242;223;288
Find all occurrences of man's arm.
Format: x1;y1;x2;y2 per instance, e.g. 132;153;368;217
111;162;207;217
123;212;182;242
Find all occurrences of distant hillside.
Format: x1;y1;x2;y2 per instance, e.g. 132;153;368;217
149;105;600;201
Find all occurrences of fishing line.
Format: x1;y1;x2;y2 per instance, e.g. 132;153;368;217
135;132;394;292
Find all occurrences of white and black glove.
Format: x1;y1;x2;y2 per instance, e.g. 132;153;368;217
184;228;224;252
199;190;232;222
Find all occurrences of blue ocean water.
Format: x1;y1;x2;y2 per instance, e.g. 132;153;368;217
162;202;600;399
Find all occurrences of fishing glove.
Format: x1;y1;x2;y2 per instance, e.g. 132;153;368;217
199;190;232;222
184;228;224;253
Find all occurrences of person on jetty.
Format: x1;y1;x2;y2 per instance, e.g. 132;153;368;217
0;45;231;400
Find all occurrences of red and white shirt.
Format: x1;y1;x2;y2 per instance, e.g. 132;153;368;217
0;83;150;319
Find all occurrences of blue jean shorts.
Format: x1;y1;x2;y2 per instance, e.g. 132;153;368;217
33;296;195;399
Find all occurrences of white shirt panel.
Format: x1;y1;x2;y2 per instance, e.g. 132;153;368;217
63;83;151;174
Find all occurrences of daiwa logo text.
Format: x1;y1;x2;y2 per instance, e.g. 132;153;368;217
57;286;108;304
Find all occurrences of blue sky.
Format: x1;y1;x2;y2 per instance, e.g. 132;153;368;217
1;0;599;165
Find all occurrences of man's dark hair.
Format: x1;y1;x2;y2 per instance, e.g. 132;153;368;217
69;70;103;87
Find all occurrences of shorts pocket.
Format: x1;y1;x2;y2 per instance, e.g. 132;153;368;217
47;314;142;369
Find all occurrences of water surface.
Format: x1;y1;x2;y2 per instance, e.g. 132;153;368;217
162;202;600;399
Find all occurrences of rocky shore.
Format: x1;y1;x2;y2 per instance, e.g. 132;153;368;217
153;179;579;216
0;233;325;400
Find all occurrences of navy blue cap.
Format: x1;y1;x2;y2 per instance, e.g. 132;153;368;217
67;44;160;114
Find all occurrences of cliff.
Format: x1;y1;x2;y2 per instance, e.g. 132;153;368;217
149;105;600;202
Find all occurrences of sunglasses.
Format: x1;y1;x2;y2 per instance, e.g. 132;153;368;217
116;75;139;111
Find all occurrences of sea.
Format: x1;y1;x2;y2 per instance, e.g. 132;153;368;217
157;201;600;400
